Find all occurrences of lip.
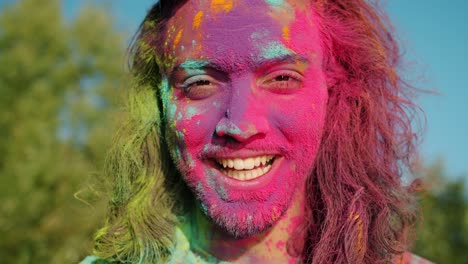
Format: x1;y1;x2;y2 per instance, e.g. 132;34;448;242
205;155;283;191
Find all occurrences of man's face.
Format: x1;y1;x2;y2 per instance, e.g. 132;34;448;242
161;0;328;237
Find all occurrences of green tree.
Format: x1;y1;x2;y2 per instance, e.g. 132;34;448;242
0;0;126;263
413;159;468;264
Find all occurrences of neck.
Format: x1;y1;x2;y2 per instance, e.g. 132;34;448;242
180;191;305;264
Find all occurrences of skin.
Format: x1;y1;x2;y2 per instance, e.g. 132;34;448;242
161;0;328;262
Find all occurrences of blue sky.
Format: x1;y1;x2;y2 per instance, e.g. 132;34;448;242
6;0;467;181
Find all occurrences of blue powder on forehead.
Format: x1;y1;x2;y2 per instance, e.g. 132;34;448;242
264;0;285;6
180;59;209;69
180;59;209;76
260;41;292;60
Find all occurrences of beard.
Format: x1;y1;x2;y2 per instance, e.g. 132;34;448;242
187;168;301;238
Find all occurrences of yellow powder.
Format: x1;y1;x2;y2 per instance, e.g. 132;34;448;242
210;0;234;13
282;26;290;42
174;29;184;47
192;11;204;29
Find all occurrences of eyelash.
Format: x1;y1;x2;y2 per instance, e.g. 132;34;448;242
175;70;303;99
178;75;219;100
181;75;216;89
262;70;303;89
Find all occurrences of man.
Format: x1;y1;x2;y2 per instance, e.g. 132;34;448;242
83;0;430;263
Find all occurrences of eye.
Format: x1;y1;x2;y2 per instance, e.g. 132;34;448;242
261;70;303;91
179;75;220;100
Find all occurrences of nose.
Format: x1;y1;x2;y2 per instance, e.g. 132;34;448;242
215;77;270;142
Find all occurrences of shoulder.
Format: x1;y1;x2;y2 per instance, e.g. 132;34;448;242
394;252;434;264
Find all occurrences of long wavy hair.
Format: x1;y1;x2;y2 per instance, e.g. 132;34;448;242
93;1;423;263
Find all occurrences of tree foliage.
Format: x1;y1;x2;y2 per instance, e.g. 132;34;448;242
0;0;126;263
413;159;468;264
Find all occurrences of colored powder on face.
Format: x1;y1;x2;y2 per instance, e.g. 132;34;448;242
216;119;243;136
206;170;217;191
217;185;228;200
251;29;270;41
192;11;204;29
186;106;198;119
260;41;291;60
264;0;285;6
196;182;204;194
179;60;209;79
282;26;290;42
176;130;184;140
212;101;223;110
161;77;177;120
180;59;209;70
186;153;195;168
210;0;234;13
174;29;184;47
174;148;182;162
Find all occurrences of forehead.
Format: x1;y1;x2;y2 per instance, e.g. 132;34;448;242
163;0;322;72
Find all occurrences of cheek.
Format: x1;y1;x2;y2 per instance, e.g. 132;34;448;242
271;85;328;153
166;98;224;155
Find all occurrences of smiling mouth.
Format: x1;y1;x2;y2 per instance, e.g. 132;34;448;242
213;155;276;181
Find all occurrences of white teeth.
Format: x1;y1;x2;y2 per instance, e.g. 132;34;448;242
220;164;273;181
239;171;246;181
245;170;252;180
233;159;244;170
217;155;274;170
254;157;261;167
244;158;255;170
214;155;275;181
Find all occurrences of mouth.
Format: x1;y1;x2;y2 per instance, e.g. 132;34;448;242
213;155;276;181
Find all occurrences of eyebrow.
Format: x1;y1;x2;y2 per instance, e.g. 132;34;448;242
171;54;310;74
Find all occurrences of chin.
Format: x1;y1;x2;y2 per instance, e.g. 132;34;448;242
193;176;297;238
202;198;291;238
